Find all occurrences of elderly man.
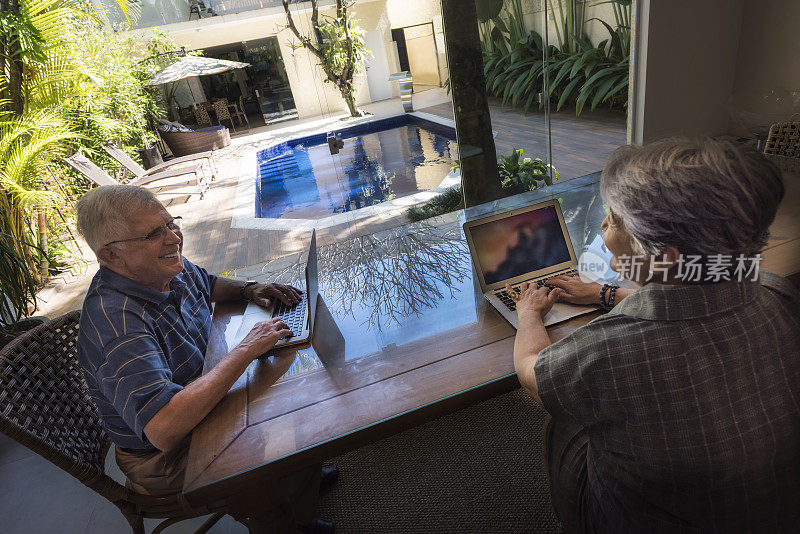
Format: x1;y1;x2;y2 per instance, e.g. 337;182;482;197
510;139;800;533
75;185;336;533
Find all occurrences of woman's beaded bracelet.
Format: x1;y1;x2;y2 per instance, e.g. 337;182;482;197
600;283;619;311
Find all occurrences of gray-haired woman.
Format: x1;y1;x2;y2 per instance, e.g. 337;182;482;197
510;139;800;533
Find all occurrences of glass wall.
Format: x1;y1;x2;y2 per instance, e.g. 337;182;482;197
103;0;287;29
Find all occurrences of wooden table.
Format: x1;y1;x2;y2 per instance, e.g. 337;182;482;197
183;172;800;512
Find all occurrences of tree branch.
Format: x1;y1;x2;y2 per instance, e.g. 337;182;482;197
310;0;323;46
282;0;326;63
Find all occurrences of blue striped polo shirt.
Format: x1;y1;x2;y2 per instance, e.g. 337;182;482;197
77;259;217;451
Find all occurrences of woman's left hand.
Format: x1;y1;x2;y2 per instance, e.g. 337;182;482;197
507;282;562;322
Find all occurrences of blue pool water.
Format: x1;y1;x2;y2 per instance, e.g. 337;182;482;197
256;115;457;219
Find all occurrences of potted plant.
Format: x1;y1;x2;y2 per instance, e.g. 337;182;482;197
497;148;558;194
136;130;164;170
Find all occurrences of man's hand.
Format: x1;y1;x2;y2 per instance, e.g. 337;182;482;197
544;272;601;305
508;281;562;321
246;283;302;308
236;318;294;359
144;317;293;451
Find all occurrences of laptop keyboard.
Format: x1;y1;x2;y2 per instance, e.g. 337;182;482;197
273;291;307;339
494;269;577;311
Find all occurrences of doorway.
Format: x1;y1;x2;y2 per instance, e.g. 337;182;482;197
202;37;299;127
391;22;441;91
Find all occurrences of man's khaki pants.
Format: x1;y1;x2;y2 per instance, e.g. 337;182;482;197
115;444;321;527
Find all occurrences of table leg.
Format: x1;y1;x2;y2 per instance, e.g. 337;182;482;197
226;488;298;533
224;465;321;533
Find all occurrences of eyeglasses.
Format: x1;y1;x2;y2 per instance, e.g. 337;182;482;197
104;216;182;247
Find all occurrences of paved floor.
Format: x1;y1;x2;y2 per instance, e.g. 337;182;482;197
422;97;627;181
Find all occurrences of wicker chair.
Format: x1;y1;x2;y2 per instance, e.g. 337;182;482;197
764;121;800;174
0;311;228;534
193;104;213;127
235;96;250;129
213;99;235;132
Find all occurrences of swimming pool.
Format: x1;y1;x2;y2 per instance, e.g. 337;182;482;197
255;115;457;219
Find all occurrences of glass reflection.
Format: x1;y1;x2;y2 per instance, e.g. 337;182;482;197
233;174;611;376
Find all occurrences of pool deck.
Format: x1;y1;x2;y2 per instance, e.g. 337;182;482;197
35;89;626;318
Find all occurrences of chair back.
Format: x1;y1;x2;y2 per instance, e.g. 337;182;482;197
102;142;146;179
763;121;800;174
194;104;212;126
0;311;122;496
764;121;800;158
213;99;231;121
0;311;231;531
63;153;119;187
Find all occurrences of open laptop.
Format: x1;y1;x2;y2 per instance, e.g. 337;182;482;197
463;200;597;328
235;230;319;349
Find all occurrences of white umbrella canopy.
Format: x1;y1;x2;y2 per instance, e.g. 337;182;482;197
146;55;250;86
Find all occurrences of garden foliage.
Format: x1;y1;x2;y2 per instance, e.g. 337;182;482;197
477;0;630;116
0;0;172;333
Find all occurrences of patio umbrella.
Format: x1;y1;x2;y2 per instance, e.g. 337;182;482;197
146;55;251;109
146;55;250;86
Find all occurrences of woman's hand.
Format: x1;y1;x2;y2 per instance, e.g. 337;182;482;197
246;283;302;308
544;272;602;306
236;318;294;359
508;281;562;322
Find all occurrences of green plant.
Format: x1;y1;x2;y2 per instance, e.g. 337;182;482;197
479;0;630;116
282;0;370;117
0;0;144;330
548;0;587;55
497;148;557;192
547;0;631;114
407;185;464;222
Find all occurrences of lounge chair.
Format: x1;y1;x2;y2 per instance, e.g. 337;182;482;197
102;141;218;182
63;151;208;199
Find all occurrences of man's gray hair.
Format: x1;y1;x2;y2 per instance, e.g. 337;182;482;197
600;138;785;257
76;185;163;253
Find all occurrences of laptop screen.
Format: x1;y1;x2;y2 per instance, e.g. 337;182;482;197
469;205;571;285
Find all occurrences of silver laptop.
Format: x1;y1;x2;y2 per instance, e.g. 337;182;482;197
463;200;597;328
235;230;319;349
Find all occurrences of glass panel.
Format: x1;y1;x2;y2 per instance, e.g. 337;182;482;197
453;0;553;210
545;0;629;181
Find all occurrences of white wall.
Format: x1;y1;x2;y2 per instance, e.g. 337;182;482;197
632;0;744;143
138;0;386;119
728;0;800;135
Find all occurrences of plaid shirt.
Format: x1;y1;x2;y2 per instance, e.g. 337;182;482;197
77;259;217;451
536;271;800;533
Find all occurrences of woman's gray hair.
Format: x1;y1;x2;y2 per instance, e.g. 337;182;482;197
76;185;163;253
600;138;784;257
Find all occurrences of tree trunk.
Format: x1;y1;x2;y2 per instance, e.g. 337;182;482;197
342;89;359;117
1;0;25;116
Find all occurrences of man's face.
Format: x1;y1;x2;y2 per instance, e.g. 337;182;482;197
108;205;184;291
